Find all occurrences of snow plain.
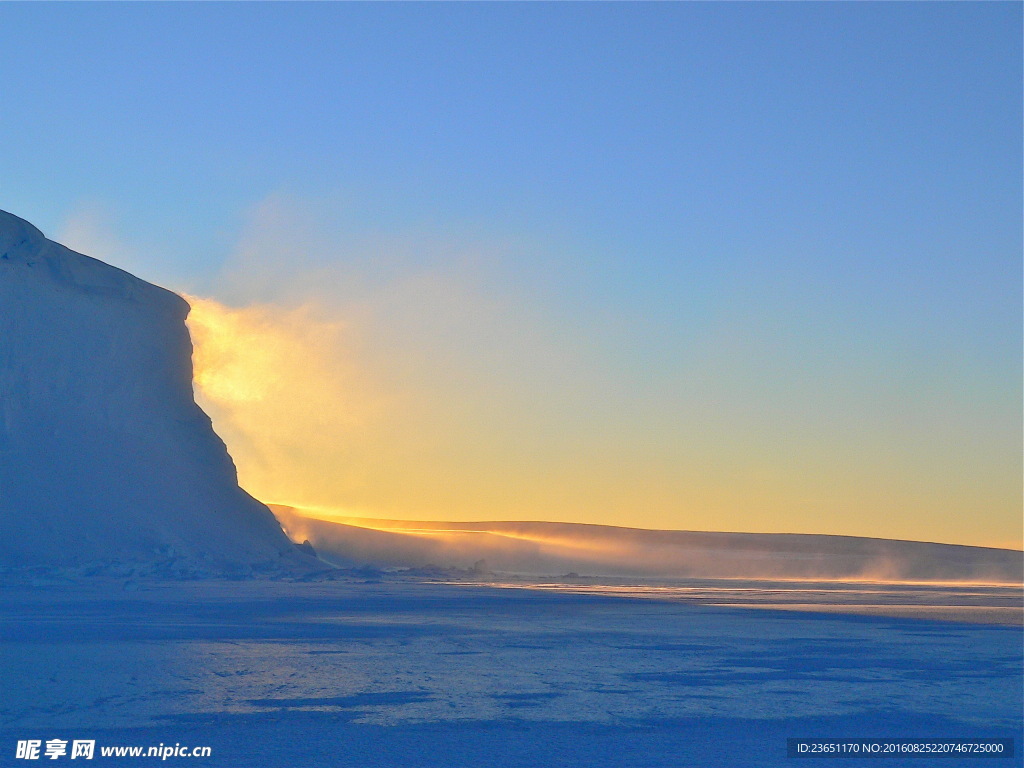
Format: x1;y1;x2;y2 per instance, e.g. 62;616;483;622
1;575;1020;767
273;506;1024;584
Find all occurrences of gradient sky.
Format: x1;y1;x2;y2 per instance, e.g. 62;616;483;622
1;3;1020;548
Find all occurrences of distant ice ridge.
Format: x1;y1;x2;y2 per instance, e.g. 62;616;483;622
0;210;318;575
272;506;1023;584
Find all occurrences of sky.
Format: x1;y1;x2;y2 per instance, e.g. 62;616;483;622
1;3;1020;548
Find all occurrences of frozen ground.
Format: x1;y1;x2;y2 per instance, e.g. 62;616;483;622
1;577;1020;767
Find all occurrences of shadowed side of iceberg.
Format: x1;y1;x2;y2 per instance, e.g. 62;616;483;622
0;210;321;574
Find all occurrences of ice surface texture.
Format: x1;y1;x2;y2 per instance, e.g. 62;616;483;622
1;580;1020;767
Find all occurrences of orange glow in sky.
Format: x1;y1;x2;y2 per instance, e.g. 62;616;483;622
186;292;1022;551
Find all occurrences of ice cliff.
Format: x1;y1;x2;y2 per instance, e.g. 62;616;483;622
0;210;314;574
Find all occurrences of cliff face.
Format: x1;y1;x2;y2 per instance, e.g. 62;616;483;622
0;210;311;572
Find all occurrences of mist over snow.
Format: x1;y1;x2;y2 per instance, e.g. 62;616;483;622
273;506;1023;584
0;210;318;575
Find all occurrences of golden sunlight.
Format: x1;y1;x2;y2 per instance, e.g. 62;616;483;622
187;296;282;404
182;295;1022;551
184;295;385;505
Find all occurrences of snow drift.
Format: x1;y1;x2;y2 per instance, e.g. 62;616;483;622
272;506;1023;583
0;210;315;573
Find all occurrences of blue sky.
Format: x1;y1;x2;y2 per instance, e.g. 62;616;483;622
1;3;1020;546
